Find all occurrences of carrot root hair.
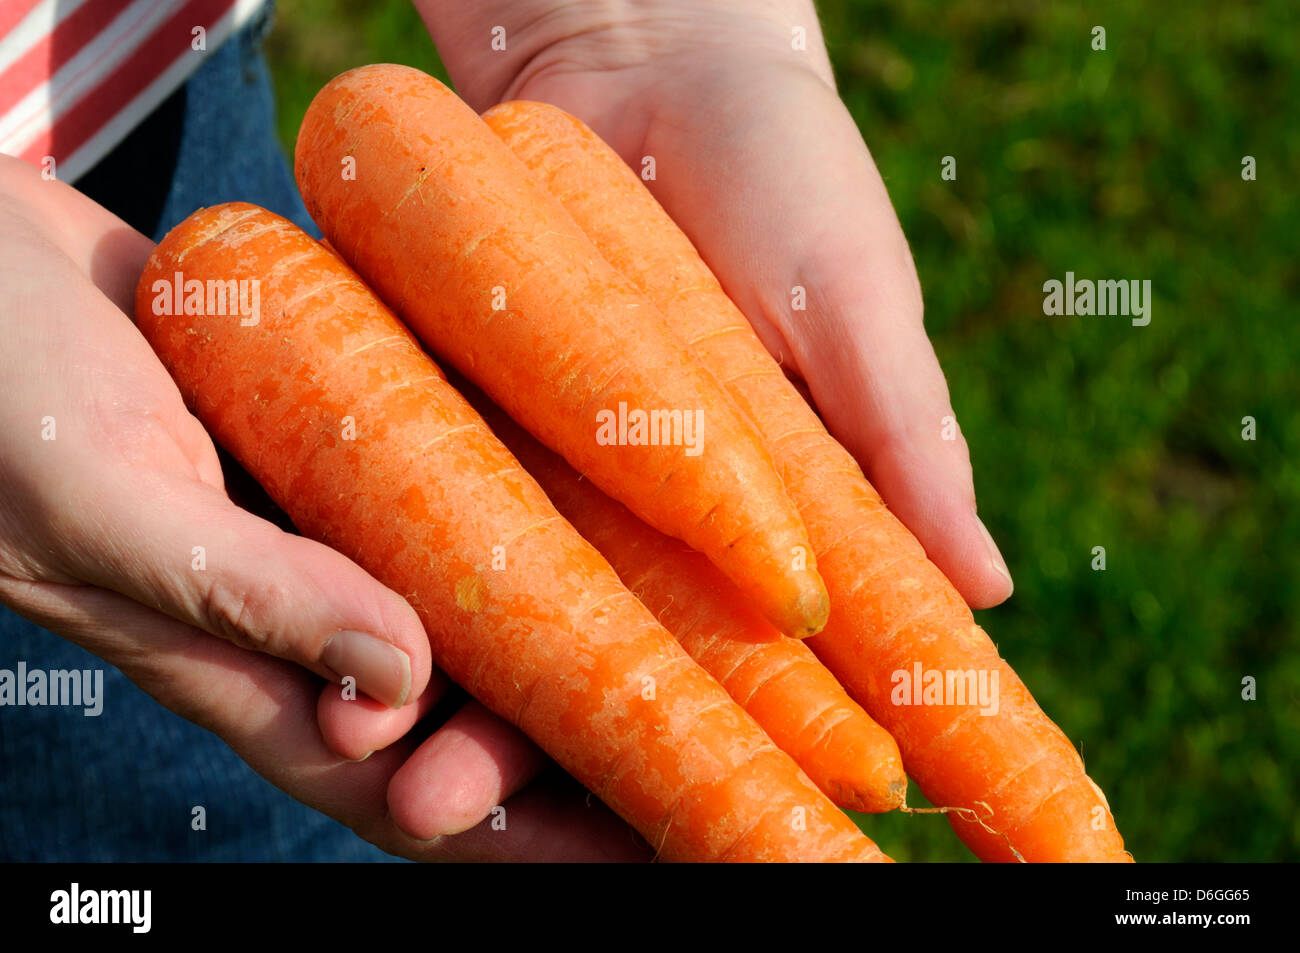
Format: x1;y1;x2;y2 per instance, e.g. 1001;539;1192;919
899;800;1028;864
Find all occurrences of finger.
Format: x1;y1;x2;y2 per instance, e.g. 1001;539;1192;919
387;701;549;840
57;468;430;708
0;573;381;770
623;64;1013;607
0;575;645;861
416;770;651;862
787;356;1014;609
317;673;447;762
0;153;152;313
0;574;429;847
798;283;1015;610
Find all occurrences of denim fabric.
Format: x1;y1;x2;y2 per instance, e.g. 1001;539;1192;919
152;2;318;241
0;6;395;861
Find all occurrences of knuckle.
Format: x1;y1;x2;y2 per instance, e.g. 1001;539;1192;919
200;576;293;656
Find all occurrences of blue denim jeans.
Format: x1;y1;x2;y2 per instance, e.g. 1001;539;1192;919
0;6;395;861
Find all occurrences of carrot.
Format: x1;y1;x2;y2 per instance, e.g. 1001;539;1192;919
292;65;828;641
467;384;907;813
133;202;887;863
484;100;1131;863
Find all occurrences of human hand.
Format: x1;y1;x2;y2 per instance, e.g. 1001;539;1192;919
421;0;1014;609
0;155;642;858
0;155;430;709
6;572;641;859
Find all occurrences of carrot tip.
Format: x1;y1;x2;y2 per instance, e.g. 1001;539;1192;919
885;777;908;808
785;583;830;639
839;774;907;814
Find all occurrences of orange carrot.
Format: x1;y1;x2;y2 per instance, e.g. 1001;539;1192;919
134;202;887;863
484;100;1131;863
468;385;907;813
292;65;828;641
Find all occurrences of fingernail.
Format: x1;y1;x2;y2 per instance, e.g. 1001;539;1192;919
975;517;1014;595
322;630;412;709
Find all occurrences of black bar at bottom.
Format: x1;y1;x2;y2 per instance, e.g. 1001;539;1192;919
0;861;1276;940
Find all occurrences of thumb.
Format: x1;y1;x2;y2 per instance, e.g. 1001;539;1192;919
59;469;430;708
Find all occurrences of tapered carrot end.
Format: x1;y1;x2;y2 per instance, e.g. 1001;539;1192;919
774;685;908;813
777;573;831;639
876;776;910;812
823;728;908;813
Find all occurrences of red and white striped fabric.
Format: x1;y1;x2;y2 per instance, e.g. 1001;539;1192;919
0;0;267;182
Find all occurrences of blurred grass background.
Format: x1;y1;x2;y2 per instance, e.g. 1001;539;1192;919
265;1;1299;862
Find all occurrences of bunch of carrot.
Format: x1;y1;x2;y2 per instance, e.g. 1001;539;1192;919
133;64;1129;862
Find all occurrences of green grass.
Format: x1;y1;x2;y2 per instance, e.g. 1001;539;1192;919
265;0;1299;862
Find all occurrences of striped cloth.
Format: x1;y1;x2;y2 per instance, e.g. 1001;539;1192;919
0;0;267;182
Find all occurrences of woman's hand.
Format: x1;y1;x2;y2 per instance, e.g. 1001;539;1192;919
0;155;430;709
420;0;1014;609
0;155;643;859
